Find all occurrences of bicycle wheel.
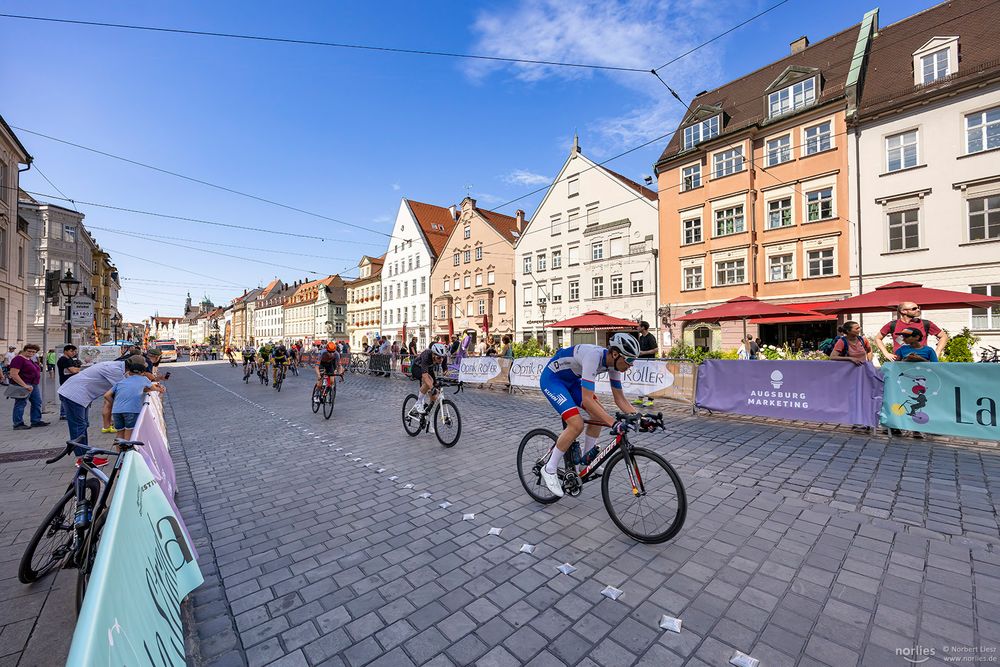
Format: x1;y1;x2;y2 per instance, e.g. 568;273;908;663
433;399;461;448
401;395;422;437
18;488;76;583
516;429;563;504
323;383;335;420
311;385;322;413
600;447;687;544
76;511;107;611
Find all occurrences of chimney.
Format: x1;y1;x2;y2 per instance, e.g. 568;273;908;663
448;205;458;220
515;209;525;232
790;36;809;54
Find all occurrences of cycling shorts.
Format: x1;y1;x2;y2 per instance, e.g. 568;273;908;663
539;367;583;420
411;363;436;382
273;357;287;365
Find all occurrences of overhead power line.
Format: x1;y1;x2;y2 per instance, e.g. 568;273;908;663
101;246;245;287
0;13;649;73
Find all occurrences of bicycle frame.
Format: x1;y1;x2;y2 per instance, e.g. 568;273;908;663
558;417;648;497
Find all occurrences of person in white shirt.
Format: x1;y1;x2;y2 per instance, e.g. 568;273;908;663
58;360;127;452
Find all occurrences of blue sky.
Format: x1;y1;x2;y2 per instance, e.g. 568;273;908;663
1;0;935;321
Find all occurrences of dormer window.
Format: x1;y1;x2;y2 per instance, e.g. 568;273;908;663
921;49;949;84
768;78;815;118
682;116;720;150
913;37;958;86
463;225;471;239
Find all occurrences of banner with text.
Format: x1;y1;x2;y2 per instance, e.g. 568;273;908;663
78;345;124;367
696;360;883;427
508;357;690;400
881;362;1000;440
67;452;203;667
458;357;502;384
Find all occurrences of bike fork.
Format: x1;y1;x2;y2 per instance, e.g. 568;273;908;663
620;445;646;497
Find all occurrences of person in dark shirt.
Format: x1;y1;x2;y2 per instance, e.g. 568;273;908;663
56;345;82;420
633;321;658;407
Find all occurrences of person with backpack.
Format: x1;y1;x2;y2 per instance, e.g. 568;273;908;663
827;321;872;365
874;302;948;360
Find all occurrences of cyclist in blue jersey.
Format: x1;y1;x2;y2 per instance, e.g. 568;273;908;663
538;332;642;497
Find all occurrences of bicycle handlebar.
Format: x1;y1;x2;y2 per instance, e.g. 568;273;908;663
46;436;145;465
613;411;666;433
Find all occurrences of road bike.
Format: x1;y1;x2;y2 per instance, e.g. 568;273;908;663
312;372;338;419
978;346;1000;363
257;362;269;385
243;360;256;384
273;363;287;391
18;436;145;612
288;361;299;377
402;376;463;447
517;412;686;544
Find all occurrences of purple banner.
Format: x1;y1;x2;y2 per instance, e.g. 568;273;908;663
696;360;883;427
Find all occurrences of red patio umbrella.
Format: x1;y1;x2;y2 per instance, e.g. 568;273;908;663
482;314;490;337
675;296;823;343
545;310;638;345
448;316;454;339
814;281;1000;314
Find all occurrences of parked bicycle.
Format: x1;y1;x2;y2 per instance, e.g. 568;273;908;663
517;412;686;544
401;376;463;447
312;371;339;419
978;346;1000;363
18;436;145;612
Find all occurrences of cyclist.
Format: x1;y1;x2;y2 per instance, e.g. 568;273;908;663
242;344;256;366
408;342;449;417
271;344;288;386
315;342;340;391
538;332;643;497
258;343;272;377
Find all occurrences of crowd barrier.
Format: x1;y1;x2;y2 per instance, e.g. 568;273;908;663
67;394;202;667
882;362;1000;440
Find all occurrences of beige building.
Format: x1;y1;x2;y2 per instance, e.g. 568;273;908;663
431;197;522;343
0;117;32;349
346;254;384;349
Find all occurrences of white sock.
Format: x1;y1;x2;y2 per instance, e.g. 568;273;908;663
545;447;566;474
584;434;599;451
416;394;427;409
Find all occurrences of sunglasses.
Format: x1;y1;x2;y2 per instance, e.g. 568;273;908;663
620;356;637;365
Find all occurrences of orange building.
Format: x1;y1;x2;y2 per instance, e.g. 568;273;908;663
656;25;869;351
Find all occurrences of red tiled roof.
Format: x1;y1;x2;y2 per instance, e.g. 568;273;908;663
657;22;860;165
407;200;458;259
858;0;1000;118
600;166;657;201
476;208;521;242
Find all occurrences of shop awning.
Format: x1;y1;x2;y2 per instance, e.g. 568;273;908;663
545;310;638;330
750;313;837;324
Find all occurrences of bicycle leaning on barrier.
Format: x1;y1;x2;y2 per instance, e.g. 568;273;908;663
18;435;145;612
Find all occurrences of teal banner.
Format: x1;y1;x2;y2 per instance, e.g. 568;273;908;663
881;362;1000;440
67;452;203;666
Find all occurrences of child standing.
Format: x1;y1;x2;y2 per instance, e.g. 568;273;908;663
103;355;165;439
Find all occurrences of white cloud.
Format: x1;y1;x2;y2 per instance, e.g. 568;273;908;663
502;169;551;186
391;183;400;191
469;0;732;153
472;191;505;206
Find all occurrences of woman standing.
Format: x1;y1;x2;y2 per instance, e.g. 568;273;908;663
500;335;513;359
9;344;48;431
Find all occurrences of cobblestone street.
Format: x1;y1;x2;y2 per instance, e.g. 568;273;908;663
151;362;1000;667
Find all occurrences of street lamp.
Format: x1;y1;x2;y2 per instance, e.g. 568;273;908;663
537;298;547;348
111;312;122;344
59;270;81;344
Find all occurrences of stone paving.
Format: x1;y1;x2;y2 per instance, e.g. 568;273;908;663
158;362;1000;667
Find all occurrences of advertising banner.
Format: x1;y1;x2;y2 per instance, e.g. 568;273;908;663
509;357;548;388
508;357;692;401
67;453;203;667
458;357;502;384
78;345;124;366
696;360;883;427
881;362;1000;440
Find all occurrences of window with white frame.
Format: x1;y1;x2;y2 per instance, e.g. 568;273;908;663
804;121;832;155
888;209;920;251
713;147;744;178
463;226;471;239
586;204;599;226
806;188;834;221
682;164;701;191
537;286;546;303
551;282;562;303
452;276;460;292
475;273;483;287
921;49;949;84
408;256;413;271
971;285;1000;329
415;255;420;267
715;259;745;286
537;253;547;272
630;271;644;294
64;225;77;243
591;241;604;260
464;275;471;289
453;253;460;266
969;194;1000;241
714;205;745;236
683;266;703;291
568;176;579;197
966;107;1000;154
592;276;604;298
486;271;495;285
568;245;579;265
498;296;507;314
567;209;580;231
611;274;623;296
683;217;702;245
569;280;580;301
454;302;461;317
806;248;835;277
475;247;482;261
463;250;471;263
610;237;625;256
766;135;792;166
767;198;793;229
551;250;562;269
550;213;562;235
421;303;426;320
886;130;918;172
478;300;485;316
523;286;532;306
682;115;720;150
768;253;794;281
439;305;447;319
768;78;816;118
523;256;532;274
421;276;426;293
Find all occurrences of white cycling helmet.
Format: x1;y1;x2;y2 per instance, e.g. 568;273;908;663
609;332;640;358
430;342;449;357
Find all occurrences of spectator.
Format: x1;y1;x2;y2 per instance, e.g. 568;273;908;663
378;336;392;376
475;336;487;357
875;302;948;360
449;335;460;356
633;321;658;407
896;328;939;362
102;355;165;439
56;345;83;420
408;337;418;357
9;344;48;430
45;349;57;378
828;321;873;365
58;359;129;452
737;335;758;360
500;335;513;359
2;345;15;385
485;335;498;356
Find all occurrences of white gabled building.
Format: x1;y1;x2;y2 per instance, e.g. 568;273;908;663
381;199;458;349
515;137;660;348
